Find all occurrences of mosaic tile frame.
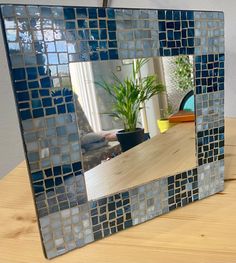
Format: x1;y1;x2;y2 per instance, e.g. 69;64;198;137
0;5;224;259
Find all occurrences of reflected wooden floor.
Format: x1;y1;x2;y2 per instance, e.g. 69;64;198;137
85;122;196;200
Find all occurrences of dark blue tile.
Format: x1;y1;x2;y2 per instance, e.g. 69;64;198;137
107;20;116;31
33;108;44;118
76;8;87;18
108;41;117;48
175;21;181;30
14;81;28;91
99;40;107;49
158;10;165;20
107;8;115;19
65;95;73;102
33;181;44;194
167;30;174;40
45;179;54;189
187;11;194;20
181;11;187;20
40;77;52;88
78;19;88;29
109;49;118;60
62;164;72;174
39;89;49;97
45;168;52;177
173;11;180;20
100;29;107;40
98;8;106;18
20;110;32;120
28;81;39;89
166;10;173;20
159;21;166;31
46;107;56;115
13;68;25;81
89;41;98;51
72;162;82;171
66;21;76;29
53;166;62;176
27;67;37;80
42;97;52;107
16;91;29;102
163;49;171;56
18;102;30;110
54;97;63;104
90;52;99;61
89;20;98;28
88;8;97;19
63;7;75;19
159;32;166;40
108;31;116;40
182;21;188;28
66;103;75;112
31;90;39;98
100;51;108;60
57;104;66;113
90;29;99;40
99;20;106;28
55;177;63;186
38;66;47;76
166;22;174;29
32;171;44;182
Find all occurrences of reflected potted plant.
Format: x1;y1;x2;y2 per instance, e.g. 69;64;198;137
96;59;165;152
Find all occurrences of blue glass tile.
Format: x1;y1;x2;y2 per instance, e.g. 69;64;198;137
78;19;88;29
45;107;56;116
89;41;98;51
187;11;194;20
62;164;72;174
31;90;39;98
181;11;187;20
88;8;97;19
53;97;63;104
63;7;75;20
159;32;166;40
19;102;30;109
33;108;44;118
13;68;26;81
39;89;50;97
57;105;66;113
167;30;174;40
65;96;73;103
175;21;180;30
76;8;87;18
107;8;115;19
100;29;107;40
159;21;166;31
28;81;39;89
33;181;44;194
89;20;98;28
100;51;108;60
42;98;52;107
173;11;180;20
108;31;116;40
1;5;14;17
66;21;76;29
90;30;99;40
27;67;37;80
20;109;32;120
99;20;106;28
55;177;63;186
16;91;30;102
44;168;52;177
99;41;107;49
90;52;99;61
53;166;62;176
66;103;75;112
48;53;59;65
98;8;106;18
158;10;165;20
45;179;54;189
40;77;52;88
32;99;42;109
182;21;188;28
166;10;173;20
32;171;44;182
14;81;27;91
107;20;116;31
109;49;118;60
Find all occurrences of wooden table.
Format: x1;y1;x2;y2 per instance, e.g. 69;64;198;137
0;118;236;263
86;122;195;200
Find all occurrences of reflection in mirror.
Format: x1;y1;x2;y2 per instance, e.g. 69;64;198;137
70;55;196;200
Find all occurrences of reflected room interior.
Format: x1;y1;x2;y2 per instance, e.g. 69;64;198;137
69;55;196;200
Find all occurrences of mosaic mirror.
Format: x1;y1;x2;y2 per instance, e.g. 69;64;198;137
0;4;225;259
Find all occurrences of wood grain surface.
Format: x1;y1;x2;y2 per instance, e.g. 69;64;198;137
0;119;235;263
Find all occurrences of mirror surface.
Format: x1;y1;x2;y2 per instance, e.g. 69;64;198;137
70;55;196;200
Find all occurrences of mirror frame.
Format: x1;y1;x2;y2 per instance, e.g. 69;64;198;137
0;5;224;259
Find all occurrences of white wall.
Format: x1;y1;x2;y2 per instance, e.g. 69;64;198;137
0;0;234;178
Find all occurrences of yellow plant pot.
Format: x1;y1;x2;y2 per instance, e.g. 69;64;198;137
157;119;175;133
